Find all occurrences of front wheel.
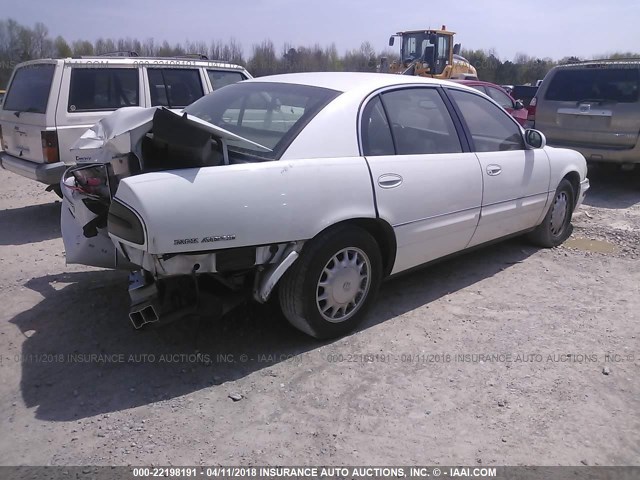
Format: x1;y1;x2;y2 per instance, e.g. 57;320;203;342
527;179;574;248
278;225;382;339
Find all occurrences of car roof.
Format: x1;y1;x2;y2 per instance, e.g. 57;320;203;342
244;72;461;93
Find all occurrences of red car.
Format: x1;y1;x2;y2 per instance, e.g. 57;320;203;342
451;80;528;126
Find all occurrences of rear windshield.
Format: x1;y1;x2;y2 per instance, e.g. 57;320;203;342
68;68;139;112
545;67;640;103
183;82;340;159
3;64;55;113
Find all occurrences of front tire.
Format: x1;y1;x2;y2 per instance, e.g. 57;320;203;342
278;225;382;339
528;179;574;247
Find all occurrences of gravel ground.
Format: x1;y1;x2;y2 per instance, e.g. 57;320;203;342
0;164;638;466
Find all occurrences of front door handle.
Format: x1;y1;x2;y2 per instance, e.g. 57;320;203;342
486;164;502;176
378;173;403;189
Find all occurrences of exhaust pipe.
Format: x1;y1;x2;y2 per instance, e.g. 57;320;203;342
127;270;216;329
129;302;160;329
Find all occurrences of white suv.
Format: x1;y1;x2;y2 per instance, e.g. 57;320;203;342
0;55;251;192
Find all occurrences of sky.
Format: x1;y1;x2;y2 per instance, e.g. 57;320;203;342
3;0;640;61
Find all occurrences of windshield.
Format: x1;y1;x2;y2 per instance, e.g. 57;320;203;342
545;67;640;103
3;64;55;113
401;33;434;62
183;82;340;159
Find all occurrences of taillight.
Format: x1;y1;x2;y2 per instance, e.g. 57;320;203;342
527;97;537;124
41;131;59;163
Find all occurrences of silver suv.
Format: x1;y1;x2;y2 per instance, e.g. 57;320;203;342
0;55;251;192
531;59;640;166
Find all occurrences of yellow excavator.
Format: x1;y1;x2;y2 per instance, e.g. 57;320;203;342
381;26;478;79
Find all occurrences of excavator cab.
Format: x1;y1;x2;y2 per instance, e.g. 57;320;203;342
386;26;474;79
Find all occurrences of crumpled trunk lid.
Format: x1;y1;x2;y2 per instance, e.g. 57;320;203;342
61;106;269;269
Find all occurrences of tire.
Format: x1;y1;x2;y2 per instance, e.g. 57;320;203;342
278;225;383;339
527;179;574;248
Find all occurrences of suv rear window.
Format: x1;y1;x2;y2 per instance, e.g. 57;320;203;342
4;64;55;113
148;68;204;108
68;68;139;112
545;67;640;103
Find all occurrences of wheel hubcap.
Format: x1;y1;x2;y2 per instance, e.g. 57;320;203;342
550;191;569;236
316;247;371;323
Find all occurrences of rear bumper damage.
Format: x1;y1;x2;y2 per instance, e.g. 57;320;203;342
61;106;307;329
1;152;66;185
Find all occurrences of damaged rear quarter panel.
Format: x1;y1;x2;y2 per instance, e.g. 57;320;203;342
112;157;377;255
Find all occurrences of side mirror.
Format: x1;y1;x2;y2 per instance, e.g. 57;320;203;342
514;99;525;110
453;43;461;55
524;129;546;149
389;36;395;47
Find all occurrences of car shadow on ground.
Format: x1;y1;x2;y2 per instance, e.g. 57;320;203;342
10;238;538;422
584;164;640;209
0;201;61;245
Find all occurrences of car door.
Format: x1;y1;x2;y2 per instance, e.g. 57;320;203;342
446;88;550;247
361;87;483;274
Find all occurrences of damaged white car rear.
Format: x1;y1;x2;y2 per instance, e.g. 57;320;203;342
61;73;589;339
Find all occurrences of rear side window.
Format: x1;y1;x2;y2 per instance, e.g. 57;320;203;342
361;96;395;156
4;64;55;113
545;67;640;103
449;89;524;152
380;87;462;155
207;70;246;90
148;68;204;108
68;68;139;112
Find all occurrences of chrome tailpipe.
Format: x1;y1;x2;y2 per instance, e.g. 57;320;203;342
127;271;222;329
129;302;160;329
128;271;160;329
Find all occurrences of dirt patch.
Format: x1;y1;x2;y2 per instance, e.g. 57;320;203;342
0;165;638;466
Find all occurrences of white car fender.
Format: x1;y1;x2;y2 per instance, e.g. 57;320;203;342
112;156;377;255
544;146;588;206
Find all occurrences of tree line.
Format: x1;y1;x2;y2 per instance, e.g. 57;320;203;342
1;18;638;88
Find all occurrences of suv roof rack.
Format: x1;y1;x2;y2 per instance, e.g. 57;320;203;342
174;53;209;60
563;57;640;66
97;51;140;57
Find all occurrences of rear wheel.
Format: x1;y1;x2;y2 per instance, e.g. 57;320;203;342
528;179;574;247
278;225;382;339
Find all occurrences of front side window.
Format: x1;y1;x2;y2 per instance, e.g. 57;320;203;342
148;68;204;108
184;82;340;159
401;33;434;62
207;70;246;90
4;64;55;113
487;87;515;109
379;87;462;155
469;85;487;95
68;68;139;112
449;89;524;152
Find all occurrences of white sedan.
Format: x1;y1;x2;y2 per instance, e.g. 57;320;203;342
61;72;589;339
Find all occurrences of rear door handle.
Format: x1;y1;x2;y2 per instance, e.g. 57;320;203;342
486;165;502;176
378;173;403;189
